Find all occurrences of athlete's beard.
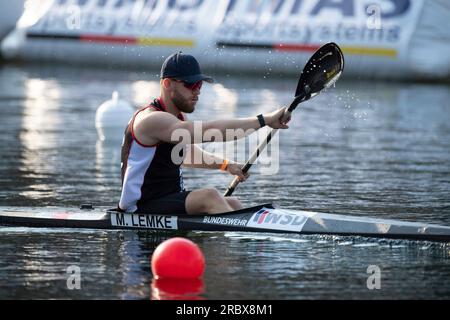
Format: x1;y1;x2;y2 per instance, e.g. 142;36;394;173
172;90;196;113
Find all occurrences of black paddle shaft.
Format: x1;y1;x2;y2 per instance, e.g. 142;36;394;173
223;94;305;197
224;43;344;197
240;93;305;174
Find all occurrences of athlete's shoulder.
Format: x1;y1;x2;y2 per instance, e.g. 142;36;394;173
134;109;180;133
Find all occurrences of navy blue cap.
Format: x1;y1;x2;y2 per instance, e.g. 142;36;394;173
160;52;214;84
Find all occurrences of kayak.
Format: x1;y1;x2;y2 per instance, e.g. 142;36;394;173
1;204;450;242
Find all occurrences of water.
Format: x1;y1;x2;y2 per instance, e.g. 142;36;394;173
0;63;449;299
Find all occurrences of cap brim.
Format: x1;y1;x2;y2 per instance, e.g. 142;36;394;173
176;74;214;84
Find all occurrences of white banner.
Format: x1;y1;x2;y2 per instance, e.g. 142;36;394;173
7;0;450;79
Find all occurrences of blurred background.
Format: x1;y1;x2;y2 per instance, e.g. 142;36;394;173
1;0;449;300
2;0;450;79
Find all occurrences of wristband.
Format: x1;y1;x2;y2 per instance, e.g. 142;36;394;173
220;159;229;171
257;114;266;128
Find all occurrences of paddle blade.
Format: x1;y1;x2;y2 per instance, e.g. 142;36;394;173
295;42;344;99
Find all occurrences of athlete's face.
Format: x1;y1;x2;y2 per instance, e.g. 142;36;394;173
170;80;202;113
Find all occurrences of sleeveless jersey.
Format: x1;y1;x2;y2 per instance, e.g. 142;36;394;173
118;98;185;212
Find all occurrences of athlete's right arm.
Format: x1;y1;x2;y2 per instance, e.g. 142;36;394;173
134;107;290;145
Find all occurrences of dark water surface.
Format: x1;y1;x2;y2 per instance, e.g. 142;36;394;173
0;64;449;299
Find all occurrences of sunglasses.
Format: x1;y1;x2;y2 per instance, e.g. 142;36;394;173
172;79;203;91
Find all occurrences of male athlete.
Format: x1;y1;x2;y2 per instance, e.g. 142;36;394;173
119;52;289;214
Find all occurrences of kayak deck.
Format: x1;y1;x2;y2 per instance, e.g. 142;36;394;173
1;204;450;242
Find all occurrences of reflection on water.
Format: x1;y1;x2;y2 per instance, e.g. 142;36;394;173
0;63;449;299
151;278;205;300
20;78;61;200
95;139;123;197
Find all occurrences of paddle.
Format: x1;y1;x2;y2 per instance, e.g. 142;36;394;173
224;42;345;197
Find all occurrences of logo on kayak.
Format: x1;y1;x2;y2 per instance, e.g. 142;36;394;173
111;213;178;230
247;208;309;232
203;216;248;227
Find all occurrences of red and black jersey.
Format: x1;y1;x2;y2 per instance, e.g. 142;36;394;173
119;98;185;212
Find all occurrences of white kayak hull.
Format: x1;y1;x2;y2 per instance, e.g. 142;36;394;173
1;204;450;242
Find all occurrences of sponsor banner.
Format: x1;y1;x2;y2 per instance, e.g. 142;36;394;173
247;208;315;232
216;0;425;59
13;0;450;79
28;0;214;40
28;0;425;58
111;212;178;230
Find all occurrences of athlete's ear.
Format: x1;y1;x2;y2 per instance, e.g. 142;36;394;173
161;78;172;89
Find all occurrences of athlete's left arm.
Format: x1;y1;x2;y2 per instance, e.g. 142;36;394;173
183;145;249;181
180;114;218;168
182;144;223;169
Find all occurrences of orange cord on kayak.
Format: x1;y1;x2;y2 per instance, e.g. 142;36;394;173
220;159;229;171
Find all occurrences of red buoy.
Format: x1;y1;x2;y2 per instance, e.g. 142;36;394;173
151;237;205;279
